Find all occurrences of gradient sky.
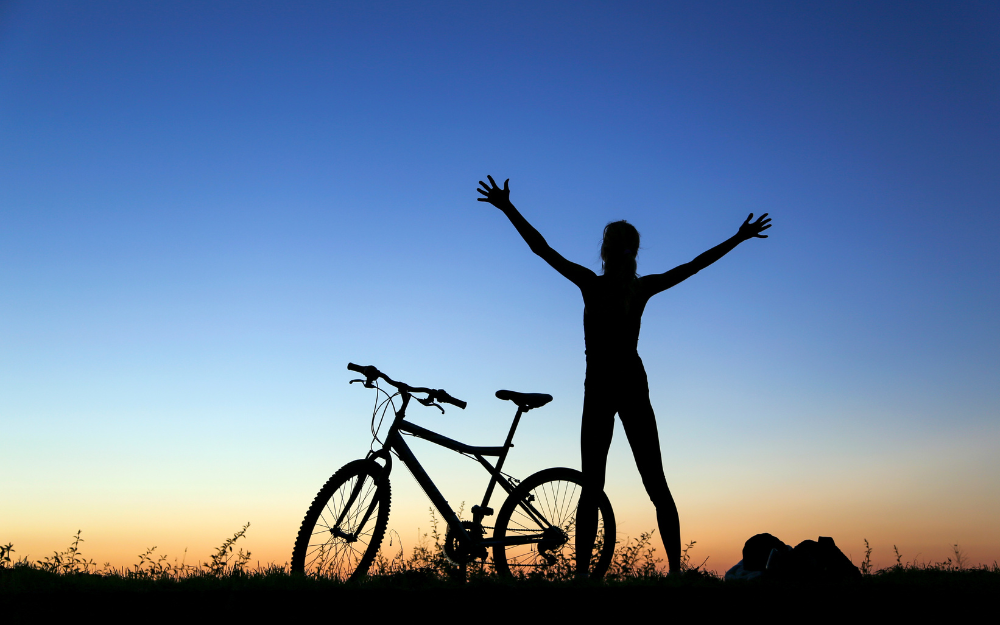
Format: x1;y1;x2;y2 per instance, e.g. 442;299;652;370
2;1;998;571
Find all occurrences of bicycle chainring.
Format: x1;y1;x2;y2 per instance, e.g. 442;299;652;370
444;521;488;565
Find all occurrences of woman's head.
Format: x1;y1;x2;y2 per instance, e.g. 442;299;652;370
600;220;640;279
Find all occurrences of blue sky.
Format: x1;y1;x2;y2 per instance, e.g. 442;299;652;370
2;1;998;568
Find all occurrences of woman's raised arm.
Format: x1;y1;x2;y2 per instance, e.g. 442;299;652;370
477;175;593;287
644;213;771;296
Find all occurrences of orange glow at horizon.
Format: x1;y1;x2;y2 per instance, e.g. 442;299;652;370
6;459;998;573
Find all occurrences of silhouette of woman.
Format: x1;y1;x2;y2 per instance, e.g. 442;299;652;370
477;175;771;574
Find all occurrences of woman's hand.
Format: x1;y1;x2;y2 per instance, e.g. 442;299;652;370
477;175;512;208
737;213;772;240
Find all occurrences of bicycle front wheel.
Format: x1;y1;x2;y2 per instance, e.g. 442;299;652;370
493;467;615;580
291;459;391;581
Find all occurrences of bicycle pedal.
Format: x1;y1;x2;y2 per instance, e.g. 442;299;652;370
471;505;493;517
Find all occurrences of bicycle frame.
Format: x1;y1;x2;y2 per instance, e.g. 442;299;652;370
361;389;556;553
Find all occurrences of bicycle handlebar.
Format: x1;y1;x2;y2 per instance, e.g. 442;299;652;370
347;362;467;410
347;362;373;377
434;389;467;410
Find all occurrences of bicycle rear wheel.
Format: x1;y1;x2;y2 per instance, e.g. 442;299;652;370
492;467;615;580
291;459;390;581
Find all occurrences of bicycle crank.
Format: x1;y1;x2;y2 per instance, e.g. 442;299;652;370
444;521;488;565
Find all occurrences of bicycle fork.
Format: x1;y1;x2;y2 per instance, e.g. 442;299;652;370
332;456;391;542
330;477;368;542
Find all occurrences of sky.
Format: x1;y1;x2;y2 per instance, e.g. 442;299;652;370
2;0;998;572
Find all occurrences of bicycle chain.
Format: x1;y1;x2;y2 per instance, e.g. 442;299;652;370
480;526;545;533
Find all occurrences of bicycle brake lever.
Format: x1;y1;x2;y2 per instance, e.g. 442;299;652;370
349;378;365;385
415;395;446;414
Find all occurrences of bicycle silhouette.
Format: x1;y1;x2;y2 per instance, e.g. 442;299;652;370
290;363;616;581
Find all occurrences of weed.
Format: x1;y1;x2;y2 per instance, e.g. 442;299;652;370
607;531;662;579
36;530;96;575
680;540;709;573
123;546;198;579
861;538;873;576
945;544;967;571
204;522;252;576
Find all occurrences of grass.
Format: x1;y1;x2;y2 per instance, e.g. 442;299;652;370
3;522;999;616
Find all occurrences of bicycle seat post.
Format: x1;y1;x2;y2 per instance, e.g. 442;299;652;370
501;406;525;452
473;406;524;524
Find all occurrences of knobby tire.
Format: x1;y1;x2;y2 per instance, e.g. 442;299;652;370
290;459;391;581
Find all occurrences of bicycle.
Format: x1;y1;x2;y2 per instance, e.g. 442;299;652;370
290;362;616;581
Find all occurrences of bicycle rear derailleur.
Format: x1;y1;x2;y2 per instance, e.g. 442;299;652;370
444;521;489;565
537;525;568;566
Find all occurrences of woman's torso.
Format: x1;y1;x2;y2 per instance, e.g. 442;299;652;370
581;274;652;369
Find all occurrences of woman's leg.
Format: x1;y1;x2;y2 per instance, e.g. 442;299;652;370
575;381;616;576
618;376;682;572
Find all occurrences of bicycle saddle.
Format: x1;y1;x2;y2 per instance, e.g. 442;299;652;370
495;390;553;411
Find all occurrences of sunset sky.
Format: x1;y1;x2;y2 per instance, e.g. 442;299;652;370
2;1;998;571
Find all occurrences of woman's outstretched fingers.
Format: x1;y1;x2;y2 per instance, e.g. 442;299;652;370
477;179;495;201
476;175;512;207
754;213;772;237
738;211;773;239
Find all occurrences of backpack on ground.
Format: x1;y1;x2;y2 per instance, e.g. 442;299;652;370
725;534;861;582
